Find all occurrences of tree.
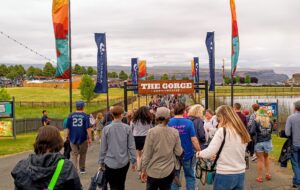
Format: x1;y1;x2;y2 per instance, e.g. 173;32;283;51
181;76;190;80
0;64;8;77
73;64;81;75
240;77;245;84
81;67;87;75
111;72;118;78
0;88;10;101
26;66;36;77
224;76;231;85
251;77;258;84
43;62;56;76
15;65;26;77
235;76;240;84
171;75;176;80
148;74;155;80
160;73;169;80
119;70;128;80
79;75;98;102
34;68;43;76
245;75;251;84
6;70;18;80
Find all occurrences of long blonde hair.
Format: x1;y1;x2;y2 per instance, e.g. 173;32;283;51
256;115;270;128
188;104;204;119
216;105;251;144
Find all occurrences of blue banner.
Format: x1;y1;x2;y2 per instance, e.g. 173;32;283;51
131;58;138;94
194;57;199;83
94;33;108;93
206;32;215;91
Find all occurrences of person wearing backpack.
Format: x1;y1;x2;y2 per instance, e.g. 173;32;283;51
196;105;251;190
188;104;206;149
11;126;82;190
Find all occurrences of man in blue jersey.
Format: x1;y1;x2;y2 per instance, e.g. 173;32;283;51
66;100;92;174
169;103;201;190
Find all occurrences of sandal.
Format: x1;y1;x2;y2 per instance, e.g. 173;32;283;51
256;177;263;183
265;174;272;181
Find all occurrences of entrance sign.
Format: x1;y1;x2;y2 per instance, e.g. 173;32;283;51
258;102;278;119
0;101;13;118
138;80;194;95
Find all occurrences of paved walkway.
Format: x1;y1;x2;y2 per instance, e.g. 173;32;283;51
0;142;295;190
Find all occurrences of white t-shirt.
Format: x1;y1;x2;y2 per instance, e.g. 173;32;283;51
199;127;247;174
204;116;218;142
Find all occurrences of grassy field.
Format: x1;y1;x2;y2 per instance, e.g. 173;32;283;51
0;132;36;156
270;134;286;161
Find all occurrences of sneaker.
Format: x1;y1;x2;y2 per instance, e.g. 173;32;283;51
79;169;86;174
251;155;257;161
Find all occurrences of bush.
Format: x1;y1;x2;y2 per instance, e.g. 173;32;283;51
79;75;98;102
0;88;11;101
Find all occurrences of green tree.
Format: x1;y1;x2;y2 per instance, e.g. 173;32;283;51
171;75;176;80
0;64;8;77
6;70;18;80
245;75;251;84
160;73;169;80
87;66;96;75
235;76;240;84
148;74;155;80
16;65;26;77
111;72;118;78
119;70;128;80
26;66;36;77
73;64;81;75
0;88;11;101
81;67;87;75
43;62;56;76
181;76;190;80
224;76;231;85
35;68;43;76
79;75;98;102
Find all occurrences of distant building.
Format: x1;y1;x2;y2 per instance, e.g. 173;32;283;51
286;73;300;85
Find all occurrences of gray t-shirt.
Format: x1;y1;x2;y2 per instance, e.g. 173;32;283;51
132;120;152;137
285;112;300;146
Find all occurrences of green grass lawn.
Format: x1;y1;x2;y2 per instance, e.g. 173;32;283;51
270;134;286;161
0;132;36;156
6;87;124;102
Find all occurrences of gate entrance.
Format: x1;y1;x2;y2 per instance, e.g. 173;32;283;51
123;80;209;112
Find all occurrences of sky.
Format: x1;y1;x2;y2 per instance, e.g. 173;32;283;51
0;0;299;70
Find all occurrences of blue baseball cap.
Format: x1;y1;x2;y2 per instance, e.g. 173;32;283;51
76;100;85;109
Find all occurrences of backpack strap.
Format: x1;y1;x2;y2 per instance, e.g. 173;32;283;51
211;128;226;169
48;159;65;190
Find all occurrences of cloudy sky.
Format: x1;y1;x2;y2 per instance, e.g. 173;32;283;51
0;0;299;70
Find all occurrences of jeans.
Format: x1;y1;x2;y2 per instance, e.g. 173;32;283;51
171;157;196;190
213;173;245;190
291;146;300;185
105;163;130;190
147;171;174;190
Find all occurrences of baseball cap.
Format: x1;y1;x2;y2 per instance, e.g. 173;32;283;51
76;100;85;109
155;107;170;119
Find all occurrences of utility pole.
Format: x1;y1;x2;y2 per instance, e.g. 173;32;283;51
222;59;225;86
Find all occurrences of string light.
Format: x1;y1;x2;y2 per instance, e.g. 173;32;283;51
0;30;56;64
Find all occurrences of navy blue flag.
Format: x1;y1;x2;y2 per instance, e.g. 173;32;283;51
131;58;138;94
206;32;215;91
194;57;200;83
94;33;108;93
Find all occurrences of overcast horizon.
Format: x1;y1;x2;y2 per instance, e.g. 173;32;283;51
0;0;299;70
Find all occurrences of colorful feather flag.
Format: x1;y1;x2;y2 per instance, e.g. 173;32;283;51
52;0;69;79
191;59;195;80
138;60;147;80
230;0;240;77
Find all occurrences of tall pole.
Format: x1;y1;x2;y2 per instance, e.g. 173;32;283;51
231;74;234;106
68;0;72;113
222;59;225;86
213;32;216;111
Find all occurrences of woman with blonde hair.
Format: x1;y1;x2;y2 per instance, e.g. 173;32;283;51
250;108;273;183
95;112;104;142
196;105;251;190
188;104;206;149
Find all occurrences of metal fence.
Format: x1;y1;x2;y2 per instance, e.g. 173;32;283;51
16;118;64;134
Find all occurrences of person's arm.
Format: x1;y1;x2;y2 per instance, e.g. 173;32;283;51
98;128;107;166
198;121;206;143
198;128;224;159
190;121;201;151
285;117;292;137
141;130;152;182
128;127;137;167
174;131;183;156
249;120;257;136
86;115;92;144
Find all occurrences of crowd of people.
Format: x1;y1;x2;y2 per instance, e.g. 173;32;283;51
10;98;300;190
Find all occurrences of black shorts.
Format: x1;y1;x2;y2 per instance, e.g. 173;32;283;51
134;136;146;151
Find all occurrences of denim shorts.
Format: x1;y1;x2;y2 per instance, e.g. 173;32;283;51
255;140;273;153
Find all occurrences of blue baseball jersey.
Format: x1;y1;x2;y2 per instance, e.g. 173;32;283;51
67;112;91;144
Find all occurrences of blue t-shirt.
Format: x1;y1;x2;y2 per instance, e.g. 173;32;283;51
168;117;196;161
67;112;91;144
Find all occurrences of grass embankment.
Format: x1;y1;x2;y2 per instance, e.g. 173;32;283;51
5;87;128;119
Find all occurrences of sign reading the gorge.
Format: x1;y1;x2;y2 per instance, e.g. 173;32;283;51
138;80;194;95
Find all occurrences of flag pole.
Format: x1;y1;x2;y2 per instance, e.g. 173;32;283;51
68;0;72;113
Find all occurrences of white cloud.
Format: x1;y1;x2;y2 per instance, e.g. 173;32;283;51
0;0;299;69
